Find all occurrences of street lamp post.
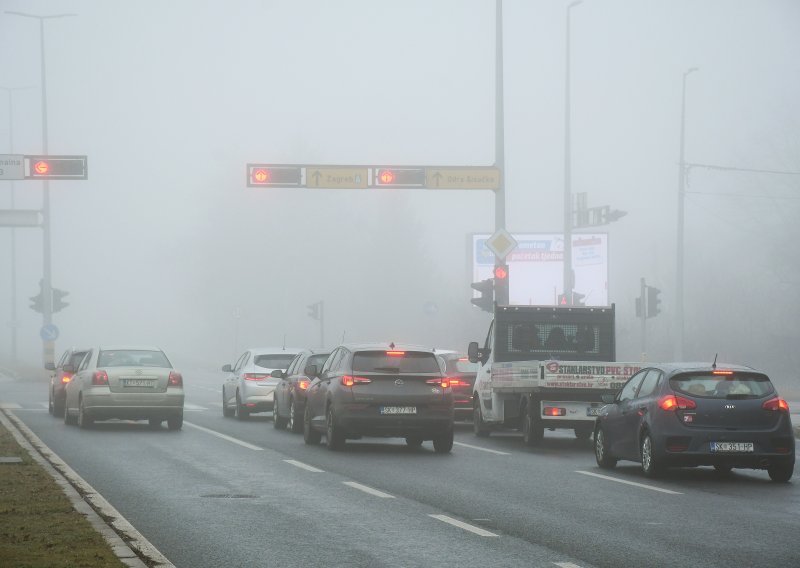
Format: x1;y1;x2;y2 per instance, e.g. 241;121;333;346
5;10;76;366
676;67;698;360
563;0;583;305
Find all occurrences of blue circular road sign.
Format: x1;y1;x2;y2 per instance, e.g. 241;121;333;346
40;324;59;341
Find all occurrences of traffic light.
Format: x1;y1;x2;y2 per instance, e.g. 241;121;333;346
52;288;69;313
247;165;302;187
493;264;509;306
25;155;88;180
307;301;322;321
646;286;661;318
373;168;426;188
557;291;585;306
471;278;494;313
30;291;44;313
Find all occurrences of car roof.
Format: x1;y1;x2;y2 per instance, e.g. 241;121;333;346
249;347;303;355
336;343;438;353
97;345;164;352
651;362;761;376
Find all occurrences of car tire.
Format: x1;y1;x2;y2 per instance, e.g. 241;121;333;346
77;397;93;429
222;392;234;418
433;428;454;454
303;406;322;445
594;426;617;469
768;462;794;483
273;402;287;430
235;391;249;420
167;414;183;431
53;399;65;418
640;431;662;478
522;404;543;446
405;436;424;448
288;400;303;433
473;399;491;438
326;406;346;451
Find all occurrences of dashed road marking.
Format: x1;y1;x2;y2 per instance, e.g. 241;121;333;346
429;514;498;537
554;562;584;568
183;421;264;451
183;403;208;411
454;441;510;455
343;481;395;498
284;459;324;473
575;470;683;494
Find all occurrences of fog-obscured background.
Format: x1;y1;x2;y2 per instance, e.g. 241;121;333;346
1;1;798;391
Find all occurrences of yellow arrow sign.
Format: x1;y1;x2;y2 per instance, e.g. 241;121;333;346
306;167;369;189
425;168;500;190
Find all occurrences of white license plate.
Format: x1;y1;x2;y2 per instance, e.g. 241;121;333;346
710;442;754;453
122;379;155;387
587;407;603;416
380;406;417;415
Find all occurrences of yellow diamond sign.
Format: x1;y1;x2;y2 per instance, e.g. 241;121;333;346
485;229;518;260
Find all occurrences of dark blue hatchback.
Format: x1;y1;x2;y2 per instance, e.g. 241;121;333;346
594;363;795;482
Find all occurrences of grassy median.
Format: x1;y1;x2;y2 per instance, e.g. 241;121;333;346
0;418;126;568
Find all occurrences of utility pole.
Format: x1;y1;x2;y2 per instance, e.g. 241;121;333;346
495;0;506;265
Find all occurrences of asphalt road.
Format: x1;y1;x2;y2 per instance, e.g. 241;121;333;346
3;369;799;568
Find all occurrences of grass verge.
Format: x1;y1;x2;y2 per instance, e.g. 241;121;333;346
0;417;127;568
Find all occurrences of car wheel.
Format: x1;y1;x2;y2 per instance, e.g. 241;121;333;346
522;404;543;446
77;397;93;429
288;400;303;433
167;414;183;431
53;398;65;418
433;428;454;454
273;401;287;430
326;406;346;451
768;462;794;483
303;406;321;445
574;426;593;441
235;391;249;420
405;436;424;448
473;399;491;437
640;431;662;478
148;418;162;429
594;426;617;469
222;391;234;418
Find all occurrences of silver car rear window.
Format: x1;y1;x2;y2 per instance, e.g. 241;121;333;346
670;372;775;399
98;350;171;368
353;351;441;373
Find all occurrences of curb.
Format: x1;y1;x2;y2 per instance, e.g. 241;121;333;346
0;410;174;568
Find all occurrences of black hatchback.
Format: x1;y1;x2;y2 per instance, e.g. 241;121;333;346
594;363;795;482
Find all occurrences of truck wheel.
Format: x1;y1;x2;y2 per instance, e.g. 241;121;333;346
522;404;543;446
473;399;491;438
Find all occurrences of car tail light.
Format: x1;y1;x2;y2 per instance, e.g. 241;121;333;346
543;407;566;416
298;379;310;390
92;370;108;386
243;373;268;381
168;371;183;387
659;395;697;411
60;372;73;384
762;397;789;412
448;378;466;387
342;375;371;387
426;377;453;388
712;370;734;375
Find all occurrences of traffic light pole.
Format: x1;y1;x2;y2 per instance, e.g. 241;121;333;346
640;277;647;360
494;0;506;266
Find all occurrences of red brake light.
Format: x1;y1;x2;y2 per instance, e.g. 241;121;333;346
712;370;734;375
92;370;108;386
342;375;371;387
298;379;310;390
386;351;405;357
168;371;183;387
762;397;789;412
243;373;267;381
659;395;696;411
426;377;452;388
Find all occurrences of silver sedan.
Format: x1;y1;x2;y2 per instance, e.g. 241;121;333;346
63;345;184;430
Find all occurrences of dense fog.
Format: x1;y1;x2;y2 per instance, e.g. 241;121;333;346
1;1;798;391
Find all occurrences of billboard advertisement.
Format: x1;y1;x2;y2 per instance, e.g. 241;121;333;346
472;233;609;306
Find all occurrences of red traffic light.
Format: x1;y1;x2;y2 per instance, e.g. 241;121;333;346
34;161;50;175
493;265;508;280
25;155;88;180
252;168;270;183
246;165;302;187
378;169;395;184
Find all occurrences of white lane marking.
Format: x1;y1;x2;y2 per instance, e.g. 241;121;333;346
187;385;222;393
183;403;208;411
429;514;498;537
454;441;510;455
554;563;583;568
342;481;395;499
284;459;324;473
39;402;50;409
183;421;264;451
575;470;683;495
0;403;22;409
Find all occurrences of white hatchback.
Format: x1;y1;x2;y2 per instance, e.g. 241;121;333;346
222;347;302;419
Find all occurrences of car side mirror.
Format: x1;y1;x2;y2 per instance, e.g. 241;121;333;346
271;369;284;379
467;342;480;364
601;393;616;404
304;364;318;378
221;364;232;372
62;364;75;373
45;362;56;371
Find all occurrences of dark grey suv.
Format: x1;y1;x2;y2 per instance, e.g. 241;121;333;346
594;363;795;482
303;343;454;452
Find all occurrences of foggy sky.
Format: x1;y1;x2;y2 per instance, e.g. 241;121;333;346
1;0;799;388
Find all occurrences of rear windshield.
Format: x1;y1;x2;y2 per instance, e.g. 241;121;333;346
445;357;480;374
98;350;171;368
68;351;88;368
353;351;441;374
670;372;775;399
254;354;296;369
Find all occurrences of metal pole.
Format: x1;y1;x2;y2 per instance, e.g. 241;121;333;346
495;1;505;236
676;67;698;360
319;301;325;348
640;277;647;360
563;1;582;305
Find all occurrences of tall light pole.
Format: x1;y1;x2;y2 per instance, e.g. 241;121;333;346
5;10;76;366
563;0;583;305
676;66;698;360
495;0;505;235
1;85;36;364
